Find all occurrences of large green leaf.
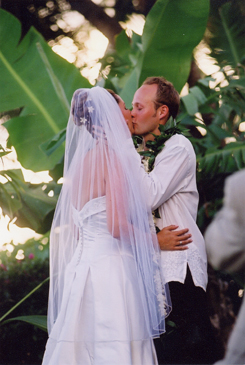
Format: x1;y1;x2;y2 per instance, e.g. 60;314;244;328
0;277;49;326
119;0;209;103
0;9;91;172
2;315;47;332
140;0;209;91
197;142;245;176
0;169;59;233
0;144;11;158
120;68;139;108
207;1;245;69
99;30;143;108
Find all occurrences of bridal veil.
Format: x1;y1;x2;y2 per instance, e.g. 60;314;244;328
47;86;171;338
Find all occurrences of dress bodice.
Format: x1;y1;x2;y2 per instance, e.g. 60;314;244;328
71;195;134;263
72;195;108;239
72;196;107;228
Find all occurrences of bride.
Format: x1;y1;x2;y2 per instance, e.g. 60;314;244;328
42;86;171;365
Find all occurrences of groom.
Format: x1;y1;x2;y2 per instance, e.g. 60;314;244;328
131;77;217;364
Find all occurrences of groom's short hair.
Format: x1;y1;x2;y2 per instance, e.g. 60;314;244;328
143;77;180;120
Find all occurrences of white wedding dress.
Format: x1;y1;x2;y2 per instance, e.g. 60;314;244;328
42;196;158;365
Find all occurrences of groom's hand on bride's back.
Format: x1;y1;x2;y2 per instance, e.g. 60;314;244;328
157;225;192;251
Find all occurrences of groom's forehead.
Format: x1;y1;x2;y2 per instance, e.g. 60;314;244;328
133;85;157;104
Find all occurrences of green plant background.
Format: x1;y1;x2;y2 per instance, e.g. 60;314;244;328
0;238;49;364
1;0;245;363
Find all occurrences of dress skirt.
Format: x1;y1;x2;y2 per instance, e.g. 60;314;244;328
42;205;158;365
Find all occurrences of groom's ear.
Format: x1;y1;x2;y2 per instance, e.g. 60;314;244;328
159;105;169;121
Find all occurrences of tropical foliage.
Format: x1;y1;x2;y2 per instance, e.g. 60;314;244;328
0;0;210;231
0;238;49;363
1;0;245;362
182;72;245;229
206;0;245;70
0;168;60;233
180;0;245;230
100;0;209;105
0;9;90;173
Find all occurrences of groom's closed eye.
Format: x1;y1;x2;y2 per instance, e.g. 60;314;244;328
132;102;143;110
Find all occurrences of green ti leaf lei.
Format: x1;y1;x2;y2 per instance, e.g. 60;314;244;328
139;121;190;172
137;121;190;222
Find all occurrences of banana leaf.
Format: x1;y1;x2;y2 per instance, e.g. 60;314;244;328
121;0;209;105
207;1;245;69
140;0;209;90
0;277;49;332
0;169;59;233
2;315;47;332
0;145;11;158
0;9;91;172
197;142;245;176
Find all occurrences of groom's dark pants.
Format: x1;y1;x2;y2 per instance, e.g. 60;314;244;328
154;266;218;364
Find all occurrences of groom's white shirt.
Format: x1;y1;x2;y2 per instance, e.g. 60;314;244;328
127;133;207;290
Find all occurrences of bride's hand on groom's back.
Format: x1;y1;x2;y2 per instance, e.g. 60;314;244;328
157;225;192;251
